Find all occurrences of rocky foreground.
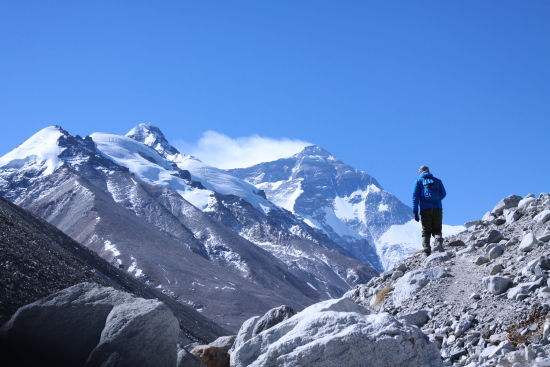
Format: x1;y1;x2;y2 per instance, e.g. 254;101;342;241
2;193;549;366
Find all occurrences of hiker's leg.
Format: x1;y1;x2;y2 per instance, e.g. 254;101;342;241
433;208;444;251
420;209;432;255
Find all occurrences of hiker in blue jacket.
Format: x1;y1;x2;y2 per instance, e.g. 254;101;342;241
413;165;446;256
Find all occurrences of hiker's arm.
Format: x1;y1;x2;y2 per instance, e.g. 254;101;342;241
440;180;447;200
412;180;421;215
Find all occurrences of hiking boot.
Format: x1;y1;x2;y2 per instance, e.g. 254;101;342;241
422;236;431;256
433;235;444;252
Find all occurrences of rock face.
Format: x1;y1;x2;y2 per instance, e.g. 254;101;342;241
230;298;442;367
0;283;179;367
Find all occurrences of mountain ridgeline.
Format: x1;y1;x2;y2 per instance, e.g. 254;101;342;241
0;124;423;329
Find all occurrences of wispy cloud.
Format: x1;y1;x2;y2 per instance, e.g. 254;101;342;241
176;131;310;169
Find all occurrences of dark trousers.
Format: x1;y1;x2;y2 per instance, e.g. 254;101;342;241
421;208;443;253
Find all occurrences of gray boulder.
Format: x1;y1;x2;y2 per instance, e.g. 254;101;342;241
522;256;550;277
505;209;522;223
252;305;295;336
539;232;550;242
506;278;546;301
209;335;236;351
519;233;539;252
86;298;179;367
0;282;179;367
484;276;513;295
518;197;536;210
475;256;490;265
534;209;550;224
230;316;261;354
485;229;504;244
399;309;431;327
487;245;504;260
230;298;442;367
491;195;522;216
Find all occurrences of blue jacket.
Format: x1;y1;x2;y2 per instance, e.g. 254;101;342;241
413;172;446;215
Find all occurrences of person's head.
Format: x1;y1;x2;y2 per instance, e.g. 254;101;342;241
418;165;430;174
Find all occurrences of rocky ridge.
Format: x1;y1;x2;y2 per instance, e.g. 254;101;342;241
346;192;550;366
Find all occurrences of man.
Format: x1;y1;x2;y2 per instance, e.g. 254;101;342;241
413;165;446;256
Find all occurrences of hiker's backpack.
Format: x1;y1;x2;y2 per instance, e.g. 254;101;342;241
421;177;444;202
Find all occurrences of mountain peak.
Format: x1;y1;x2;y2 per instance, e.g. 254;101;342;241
126;123;180;156
0;125;70;175
296;145;337;160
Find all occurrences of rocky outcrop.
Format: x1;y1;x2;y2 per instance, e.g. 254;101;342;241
230;305;296;354
0;282;179;367
230;297;442;367
342;192;550;366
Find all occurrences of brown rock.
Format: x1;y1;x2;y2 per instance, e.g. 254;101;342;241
191;345;229;367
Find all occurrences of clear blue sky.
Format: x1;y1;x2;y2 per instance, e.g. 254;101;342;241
1;1;549;224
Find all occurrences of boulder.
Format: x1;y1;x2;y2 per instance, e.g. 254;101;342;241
484;276;513;295
230;298;442;367
208;335;236;352
534;209;550;224
230;316;261;354
505;209;522;223
539;232;550;242
399;309;431;327
522;256;550;277
475;256;490;265
519;233;539;252
490;263;504;275
86;298;180;367
177;348;204;367
506;278;546;301
252;305;295;336
191;345;229;367
485;229;504;244
487;245;504;260
447;239;466;247
230;304;298;355
518;197;536;210
0;282;179;367
491;195;522;216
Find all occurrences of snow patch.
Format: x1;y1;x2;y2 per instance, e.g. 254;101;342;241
257;179;303;212
0;126;66;175
377;220;465;269
378;203;389;212
127;256;144;278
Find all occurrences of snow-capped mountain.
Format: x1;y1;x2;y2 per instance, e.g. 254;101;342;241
0;125;376;329
124;124;377;286
230;145;462;269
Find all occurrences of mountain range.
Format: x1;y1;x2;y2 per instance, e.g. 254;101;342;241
0;124;460;329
